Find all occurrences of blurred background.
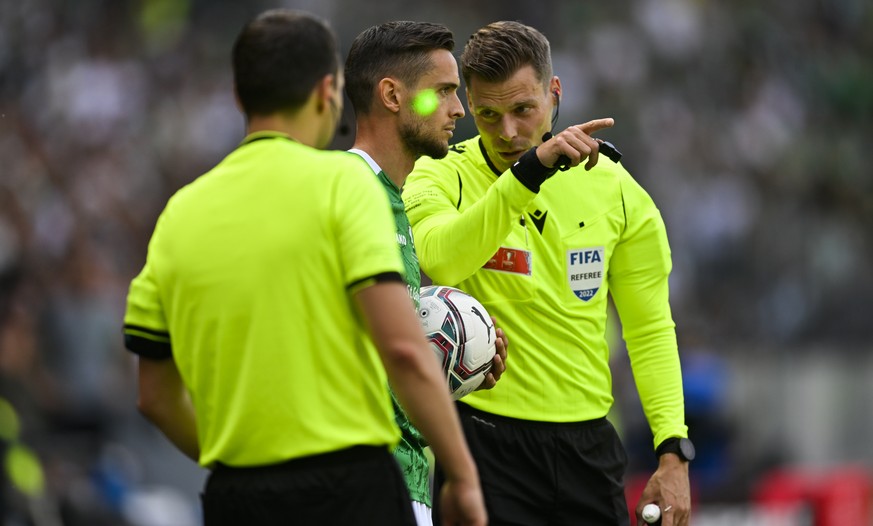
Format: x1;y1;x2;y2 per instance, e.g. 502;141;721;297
1;0;871;524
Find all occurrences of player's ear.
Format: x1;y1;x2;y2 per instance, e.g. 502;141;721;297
232;83;243;113
315;74;336;114
549;76;562;103
378;78;402;113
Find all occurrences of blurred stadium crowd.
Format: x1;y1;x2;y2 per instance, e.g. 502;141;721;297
0;0;871;524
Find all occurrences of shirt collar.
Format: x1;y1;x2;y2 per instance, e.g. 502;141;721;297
239;131;294;146
347;148;382;175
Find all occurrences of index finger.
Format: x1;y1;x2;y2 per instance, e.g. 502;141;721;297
577;118;615;134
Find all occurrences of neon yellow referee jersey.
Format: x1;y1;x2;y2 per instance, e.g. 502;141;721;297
404;137;687;448
124;132;404;467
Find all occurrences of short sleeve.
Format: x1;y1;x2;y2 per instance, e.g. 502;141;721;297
332;157;404;293
123;233;172;360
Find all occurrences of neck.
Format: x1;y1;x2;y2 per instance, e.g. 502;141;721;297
352;115;415;188
246;108;322;148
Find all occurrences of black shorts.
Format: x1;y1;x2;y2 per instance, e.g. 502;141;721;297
434;403;629;526
202;445;416;526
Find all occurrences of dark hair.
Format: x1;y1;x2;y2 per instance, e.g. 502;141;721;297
460;21;552;87
233;9;339;117
345;21;454;115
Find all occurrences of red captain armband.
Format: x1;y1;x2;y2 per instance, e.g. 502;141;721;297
483;247;532;276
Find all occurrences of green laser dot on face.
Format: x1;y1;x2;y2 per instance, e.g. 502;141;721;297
412;89;438;116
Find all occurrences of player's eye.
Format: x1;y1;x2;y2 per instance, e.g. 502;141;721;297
515;106;532;116
478;110;498;121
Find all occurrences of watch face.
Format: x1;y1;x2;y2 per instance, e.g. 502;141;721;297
679;438;696;461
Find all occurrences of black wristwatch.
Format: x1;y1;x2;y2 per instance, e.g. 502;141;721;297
656;437;695;462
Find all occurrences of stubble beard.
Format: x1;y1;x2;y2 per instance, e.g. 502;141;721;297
400;119;450;160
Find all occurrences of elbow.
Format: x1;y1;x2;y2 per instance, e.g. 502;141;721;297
420;259;466;287
418;241;485;286
137;392;162;425
382;341;434;381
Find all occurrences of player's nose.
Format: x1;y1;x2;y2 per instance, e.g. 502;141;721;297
497;116;517;142
450;93;465;119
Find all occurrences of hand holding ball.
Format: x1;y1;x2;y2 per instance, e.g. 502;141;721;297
641;503;661;524
418;286;497;400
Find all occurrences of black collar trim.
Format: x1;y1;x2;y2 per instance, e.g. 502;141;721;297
478;138;503;176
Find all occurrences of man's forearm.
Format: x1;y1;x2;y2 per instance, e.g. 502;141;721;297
137;357;200;461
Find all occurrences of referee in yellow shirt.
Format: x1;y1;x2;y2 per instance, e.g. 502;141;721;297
122;10;485;526
404;20;692;526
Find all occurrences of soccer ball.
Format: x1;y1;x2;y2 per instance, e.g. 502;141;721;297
418;285;497;401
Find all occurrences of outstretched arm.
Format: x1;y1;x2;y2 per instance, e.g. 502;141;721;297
405;118;615;285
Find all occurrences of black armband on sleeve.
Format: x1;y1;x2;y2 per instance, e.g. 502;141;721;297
510;147;558;193
346;271;405;296
124;332;173;360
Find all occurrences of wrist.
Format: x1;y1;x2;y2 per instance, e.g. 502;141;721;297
510;147;557;193
444;460;480;487
655;437;695;462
